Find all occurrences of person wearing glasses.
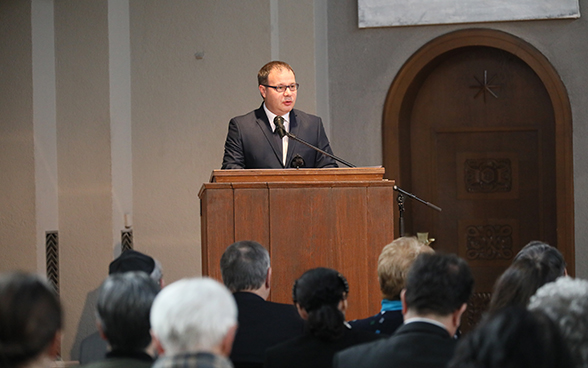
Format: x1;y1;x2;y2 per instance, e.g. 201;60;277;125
222;61;338;169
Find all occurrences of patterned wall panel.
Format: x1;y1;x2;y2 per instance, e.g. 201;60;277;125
46;231;59;295
121;230;133;252
457;152;519;200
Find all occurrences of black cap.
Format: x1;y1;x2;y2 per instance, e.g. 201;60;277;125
108;250;155;275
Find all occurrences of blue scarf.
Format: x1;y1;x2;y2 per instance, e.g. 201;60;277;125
381;299;403;312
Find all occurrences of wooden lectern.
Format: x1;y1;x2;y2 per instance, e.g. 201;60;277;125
198;167;395;320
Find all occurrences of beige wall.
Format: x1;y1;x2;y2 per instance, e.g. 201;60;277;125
0;1;37;272
1;0;587;361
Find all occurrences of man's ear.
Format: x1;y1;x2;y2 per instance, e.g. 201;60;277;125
265;267;272;289
150;330;166;356
46;330;62;359
220;324;238;357
452;303;467;328
400;289;408;315
96;321;108;341
295;303;309;320
259;84;267;100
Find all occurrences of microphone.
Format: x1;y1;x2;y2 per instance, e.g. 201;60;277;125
274;116;287;139
290;154;305;168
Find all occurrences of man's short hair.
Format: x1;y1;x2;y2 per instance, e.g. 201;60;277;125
404;252;474;316
0;272;62;368
150;277;237;355
220;240;270;292
528;277;588;368
378;237;434;300
257;61;295;86
96;271;160;351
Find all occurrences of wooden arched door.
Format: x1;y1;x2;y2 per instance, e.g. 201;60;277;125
382;29;574;331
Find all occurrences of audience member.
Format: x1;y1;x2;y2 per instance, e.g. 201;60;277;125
81;271;160;368
333;252;474;368
0;272;62;368
349;237;433;335
79;249;164;364
529;277;588;368
513;240;567;276
264;268;383;368
220;241;304;368
448;306;573;368
486;256;559;314
150;277;237;368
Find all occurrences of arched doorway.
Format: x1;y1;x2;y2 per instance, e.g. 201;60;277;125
382;28;574;330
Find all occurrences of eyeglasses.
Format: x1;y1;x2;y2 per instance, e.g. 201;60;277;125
262;83;299;93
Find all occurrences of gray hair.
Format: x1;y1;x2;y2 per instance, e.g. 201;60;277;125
150;277;237;355
220;241;270;292
528;277;588;368
96;271;160;351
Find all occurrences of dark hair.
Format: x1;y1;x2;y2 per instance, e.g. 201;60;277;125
96;272;160;351
487;257;559;314
292;268;349;341
257;61;295;86
220;241;270;292
513;241;566;277
448;307;574;368
404;253;474;316
0;272;62;368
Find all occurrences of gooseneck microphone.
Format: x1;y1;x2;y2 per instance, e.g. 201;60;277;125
273;116;355;168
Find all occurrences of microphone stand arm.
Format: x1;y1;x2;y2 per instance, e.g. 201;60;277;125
284;131;356;168
393;185;442;237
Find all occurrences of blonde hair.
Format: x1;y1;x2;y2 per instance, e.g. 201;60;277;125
378;237;434;299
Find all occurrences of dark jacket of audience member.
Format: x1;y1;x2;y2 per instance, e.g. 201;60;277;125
448;306;573;368
333;253;474;368
264;268;383;368
349;237;433;335
0;272;62;368
81;272;160;368
220;241;304;368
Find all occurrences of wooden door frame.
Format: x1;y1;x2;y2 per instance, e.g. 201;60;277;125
382;28;575;275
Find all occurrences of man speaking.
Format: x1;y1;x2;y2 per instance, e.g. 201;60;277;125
222;61;338;169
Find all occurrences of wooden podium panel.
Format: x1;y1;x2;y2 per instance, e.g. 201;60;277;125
199;168;395;320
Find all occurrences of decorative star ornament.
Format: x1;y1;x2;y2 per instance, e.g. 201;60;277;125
470;70;500;102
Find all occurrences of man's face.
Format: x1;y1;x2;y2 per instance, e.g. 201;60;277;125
259;68;297;116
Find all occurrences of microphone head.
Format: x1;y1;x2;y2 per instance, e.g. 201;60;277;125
291;154;305;168
274;116;287;138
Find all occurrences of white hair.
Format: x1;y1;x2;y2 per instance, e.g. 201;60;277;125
150;277;237;355
528;276;588;368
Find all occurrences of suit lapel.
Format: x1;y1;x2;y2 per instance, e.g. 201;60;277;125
285;110;300;167
255;107;284;168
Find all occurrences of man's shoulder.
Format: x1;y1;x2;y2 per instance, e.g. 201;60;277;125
231;106;264;123
290;108;319;122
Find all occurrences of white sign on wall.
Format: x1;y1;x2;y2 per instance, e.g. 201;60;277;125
358;0;580;28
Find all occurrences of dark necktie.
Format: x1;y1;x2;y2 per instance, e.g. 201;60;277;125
273;116;284;162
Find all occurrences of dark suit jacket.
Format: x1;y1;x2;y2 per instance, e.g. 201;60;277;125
230;292;305;368
333;321;457;368
264;327;384;368
222;106;338;169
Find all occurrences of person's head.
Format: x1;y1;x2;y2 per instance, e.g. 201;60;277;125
257;61;297;117
513;240;566;277
529;277;588;368
403;253;473;334
378;237;434;300
109;249;164;287
220;240;271;295
150;277;237;357
487;257;559;314
292;267;349;341
0;272;62;368
448;306;574;368
96;271;160;353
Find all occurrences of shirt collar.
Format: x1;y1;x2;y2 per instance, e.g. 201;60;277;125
263;103;289;133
